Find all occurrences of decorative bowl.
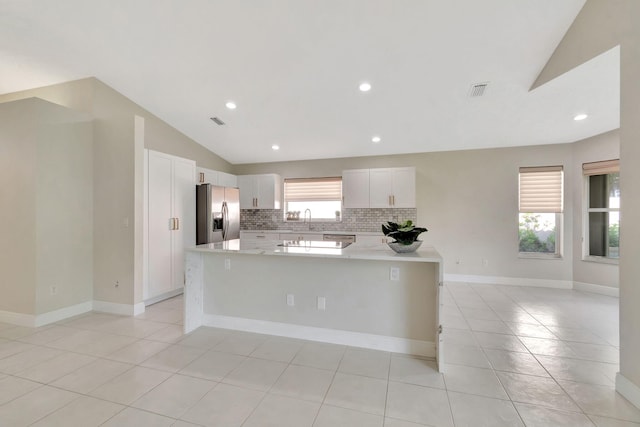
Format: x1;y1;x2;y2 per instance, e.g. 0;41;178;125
387;240;422;253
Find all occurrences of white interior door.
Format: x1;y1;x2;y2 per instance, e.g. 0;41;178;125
147;151;173;298
171;158;196;291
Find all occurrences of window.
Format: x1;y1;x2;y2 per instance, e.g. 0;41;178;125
518;166;563;257
583;159;620;260
284;177;342;221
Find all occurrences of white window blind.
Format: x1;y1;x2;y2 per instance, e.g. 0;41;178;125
284;177;342;202
583;159;619;176
519;166;564;213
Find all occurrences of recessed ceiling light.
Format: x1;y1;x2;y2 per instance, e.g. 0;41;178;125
371;136;381;143
225;101;237;110
271;145;280;151
359;82;372;92
574;113;588;121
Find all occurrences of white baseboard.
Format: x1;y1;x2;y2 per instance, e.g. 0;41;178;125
573;281;619;297
34;302;93;327
616;372;640;409
93;300;146;316
444;274;573;289
144;288;183;307
0;310;37;327
202;314;435;357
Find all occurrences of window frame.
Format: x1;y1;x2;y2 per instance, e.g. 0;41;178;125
582;162;620;264
517;166;564;259
283;177;343;222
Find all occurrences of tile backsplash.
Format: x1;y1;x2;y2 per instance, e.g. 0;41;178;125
240;208;417;233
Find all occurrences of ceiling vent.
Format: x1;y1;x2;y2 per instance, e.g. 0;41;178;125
210;117;225;125
469;82;489;97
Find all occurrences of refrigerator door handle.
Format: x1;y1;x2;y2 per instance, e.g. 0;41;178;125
221;201;228;240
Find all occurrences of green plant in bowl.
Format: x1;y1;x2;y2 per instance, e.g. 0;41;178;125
382;220;427;253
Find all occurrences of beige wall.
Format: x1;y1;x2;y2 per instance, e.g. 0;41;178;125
0;78;233;307
0;98;93;316
235;137;618;286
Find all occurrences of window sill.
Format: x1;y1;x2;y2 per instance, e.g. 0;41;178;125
518;253;563;260
582;256;619;265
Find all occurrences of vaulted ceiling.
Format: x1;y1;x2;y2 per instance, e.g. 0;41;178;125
0;0;619;164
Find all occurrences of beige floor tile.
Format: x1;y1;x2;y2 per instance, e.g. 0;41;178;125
383;418;430;427
145;324;185;343
15;351;96;384
250;336;305;363
178;327;228;349
443;342;491;368
0;376;42;405
467;319;513;334
559;380;640;422
0;326;39;340
105;339;170;364
89;366;172;405
291;341;346;371
568;342;619;364
589;415;640;427
140;344;207;372
101;407;176;427
31;395;124;427
243;393;320;427
385;381;453;427
48;329;138;356
448;391;524;427
519;336;577;358
222;357;288;392
179;349;246;381
314;404;383;427
484;348;549;377
506;322;557;339
17;326;78;345
389;356;445;389
547;326;610;345
324;372;387;416
536;355;615;386
213;331;269;356
338;348;391;379
270;364;334;402
473;331;529;352
0;340;34;359
180;382;264;427
497;371;581;412
515;402;596;427
0;385;79;427
132;374;216;418
0;345;62;374
50;358;132;394
444;365;509;399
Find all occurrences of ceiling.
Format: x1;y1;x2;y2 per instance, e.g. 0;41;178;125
0;0;620;164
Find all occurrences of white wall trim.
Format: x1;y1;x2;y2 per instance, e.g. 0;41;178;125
0;310;36;327
144;289;183;307
445;273;573;289
573;281;619;297
616;373;640;410
34;301;93;327
202;314;435;357
93;300;145;316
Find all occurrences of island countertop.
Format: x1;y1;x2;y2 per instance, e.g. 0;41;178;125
188;238;442;263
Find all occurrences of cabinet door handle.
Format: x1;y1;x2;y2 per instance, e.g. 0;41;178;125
388;195;392;206
175;218;180;230
392;195;395;206
169;218;175;230
199;172;205;183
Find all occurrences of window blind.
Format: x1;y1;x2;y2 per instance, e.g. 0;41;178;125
284;177;342;202
582;159;619;176
519;166;563;213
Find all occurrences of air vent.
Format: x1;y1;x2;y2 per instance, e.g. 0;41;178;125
469;82;489;97
210;117;225;125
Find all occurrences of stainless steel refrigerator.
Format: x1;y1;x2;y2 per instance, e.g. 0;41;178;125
196;184;240;244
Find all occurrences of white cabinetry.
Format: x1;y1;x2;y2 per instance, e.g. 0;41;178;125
240;231;281;240
342;169;370;208
145;150;196;301
369;167;416;208
237;174;282;209
196;167;238;188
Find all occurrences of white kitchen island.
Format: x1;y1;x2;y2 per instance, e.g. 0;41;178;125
184;239;444;370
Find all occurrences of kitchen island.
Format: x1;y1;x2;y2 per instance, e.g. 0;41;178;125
184;239;444;369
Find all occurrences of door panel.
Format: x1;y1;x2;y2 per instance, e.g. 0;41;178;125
148;152;173;297
172;158;196;291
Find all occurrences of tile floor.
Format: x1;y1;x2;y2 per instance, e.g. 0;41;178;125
0;282;637;426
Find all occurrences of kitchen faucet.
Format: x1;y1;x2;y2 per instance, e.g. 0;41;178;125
304;208;312;230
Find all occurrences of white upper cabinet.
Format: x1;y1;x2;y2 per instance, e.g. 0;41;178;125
369;167;416;208
237;174;282;209
342;169;370;208
196;167;238;187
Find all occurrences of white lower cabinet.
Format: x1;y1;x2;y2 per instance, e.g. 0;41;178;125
145;149;196;301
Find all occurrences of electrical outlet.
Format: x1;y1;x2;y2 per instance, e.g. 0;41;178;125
317;296;326;311
482;258;489;267
115;280;119;288
50;286;57;295
390;267;400;281
455;259;461;265
286;294;295;306
225;258;231;270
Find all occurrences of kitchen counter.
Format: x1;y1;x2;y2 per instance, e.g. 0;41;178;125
184;239;444;369
190;239;442;263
